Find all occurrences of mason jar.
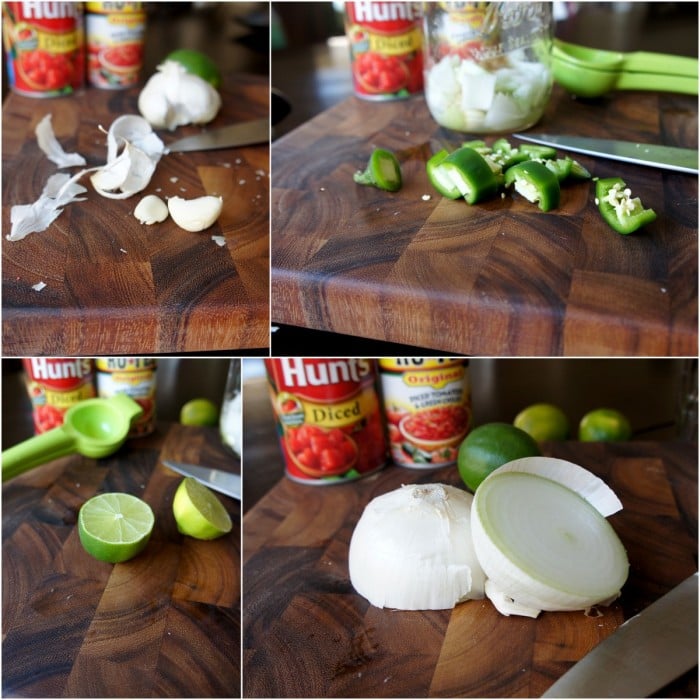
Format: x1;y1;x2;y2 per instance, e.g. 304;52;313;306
423;2;554;133
220;359;241;458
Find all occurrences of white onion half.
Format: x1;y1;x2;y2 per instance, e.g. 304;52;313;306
349;483;485;610
471;457;629;618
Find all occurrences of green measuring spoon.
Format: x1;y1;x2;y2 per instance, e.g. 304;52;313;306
552;39;699;97
2;394;143;481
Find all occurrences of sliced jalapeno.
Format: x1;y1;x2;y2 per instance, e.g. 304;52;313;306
504;160;561;211
595;177;657;234
442;147;502;205
426;149;462;199
353;148;402;192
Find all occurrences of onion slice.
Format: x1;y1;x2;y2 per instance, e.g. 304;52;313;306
349;483;485;610
471;457;629;618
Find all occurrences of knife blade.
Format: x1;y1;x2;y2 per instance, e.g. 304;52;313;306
162;459;241;500
514;133;698;174
542;573;698;698
165;118;269;153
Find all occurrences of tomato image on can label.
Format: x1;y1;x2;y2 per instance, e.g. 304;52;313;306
265;359;388;484
380;358;471;468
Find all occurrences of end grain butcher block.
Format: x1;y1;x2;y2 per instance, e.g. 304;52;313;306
243;441;697;698
2;423;241;698
271;86;697;356
2;74;269;355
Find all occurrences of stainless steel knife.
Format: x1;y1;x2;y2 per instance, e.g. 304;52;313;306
162;459;241;500
514;133;698;174
165;118;269;153
542;572;698;698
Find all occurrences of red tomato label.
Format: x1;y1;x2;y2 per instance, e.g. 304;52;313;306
379;359;471;468
23;359;96;434
3;2;85;97
345;1;423;100
265;359;388;484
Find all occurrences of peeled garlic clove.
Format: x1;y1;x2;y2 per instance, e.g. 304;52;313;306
134;194;169;225
167;195;223;232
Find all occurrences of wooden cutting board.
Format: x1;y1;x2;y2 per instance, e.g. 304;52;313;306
2;423;241;698
243;441;697;698
2;74;269;355
271;86;697;356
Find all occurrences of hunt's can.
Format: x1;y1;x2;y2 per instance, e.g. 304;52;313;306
2;1;84;97
379;358;471;468
344;1;423;100
23;358;96;434
85;2;145;89
95;358;156;437
265;358;388;485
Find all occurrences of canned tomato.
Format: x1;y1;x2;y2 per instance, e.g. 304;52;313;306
379;358;471;468
344;1;423;100
23;358;96;434
85;2;145;89
95;358;156;437
2;1;84;97
265;358;388;485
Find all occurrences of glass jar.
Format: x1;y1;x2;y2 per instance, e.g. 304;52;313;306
220;359;241;458
423;2;554;133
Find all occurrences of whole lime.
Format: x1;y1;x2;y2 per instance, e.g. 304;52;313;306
166;49;221;88
578;408;632;442
180;398;219;427
514;403;569;442
457;422;541;492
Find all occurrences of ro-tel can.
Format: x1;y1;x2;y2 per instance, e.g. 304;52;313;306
95;358;156;437
264;358;388;485
344;1;423;100
379;358;471;468
22;358;96;434
2;1;84;97
85;2;145;89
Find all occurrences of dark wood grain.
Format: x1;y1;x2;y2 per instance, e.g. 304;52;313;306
2;74;269;355
242;441;697;698
271;87;698;355
2;423;241;698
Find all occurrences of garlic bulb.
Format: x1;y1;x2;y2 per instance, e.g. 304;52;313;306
134;195;168;224
349;483;485;610
167;195;223;232
138;60;222;131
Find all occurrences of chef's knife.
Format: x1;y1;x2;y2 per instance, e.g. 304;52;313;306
542;572;698;698
162;459;241;500
514;133;698;174
165;118;269;153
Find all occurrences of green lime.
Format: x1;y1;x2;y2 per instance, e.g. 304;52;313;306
180;398;219;427
166;49;221;88
78;492;155;563
578;408;632;442
457;422;541;492
173;477;232;540
514;403;569;442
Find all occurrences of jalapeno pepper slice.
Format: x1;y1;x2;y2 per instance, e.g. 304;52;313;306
504;160;561;211
517;143;558;160
426;149;462;199
442;147;502;205
595;177;657;234
353;148;402;192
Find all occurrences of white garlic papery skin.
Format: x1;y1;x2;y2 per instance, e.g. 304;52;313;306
138;60;222;131
349;483;486;610
167;195;223;232
134;195;169;224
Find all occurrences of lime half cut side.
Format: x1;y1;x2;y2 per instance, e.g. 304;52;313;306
78;492;155;563
173;477;233;540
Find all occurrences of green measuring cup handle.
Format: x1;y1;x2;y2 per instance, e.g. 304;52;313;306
2;425;78;482
616;72;699;96
624;52;698;79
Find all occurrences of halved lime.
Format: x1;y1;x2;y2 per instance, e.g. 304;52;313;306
78;492;155;563
173;477;232;540
180;398;219;426
166;49;221;88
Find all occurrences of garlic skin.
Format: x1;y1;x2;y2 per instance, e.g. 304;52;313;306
138;60;222;131
167;195;223;232
134;195;169;224
349;483;485;610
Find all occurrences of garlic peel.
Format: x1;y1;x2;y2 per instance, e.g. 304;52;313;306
134;195;169;224
349;483;485;610
167;195;223;232
35;114;86;168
